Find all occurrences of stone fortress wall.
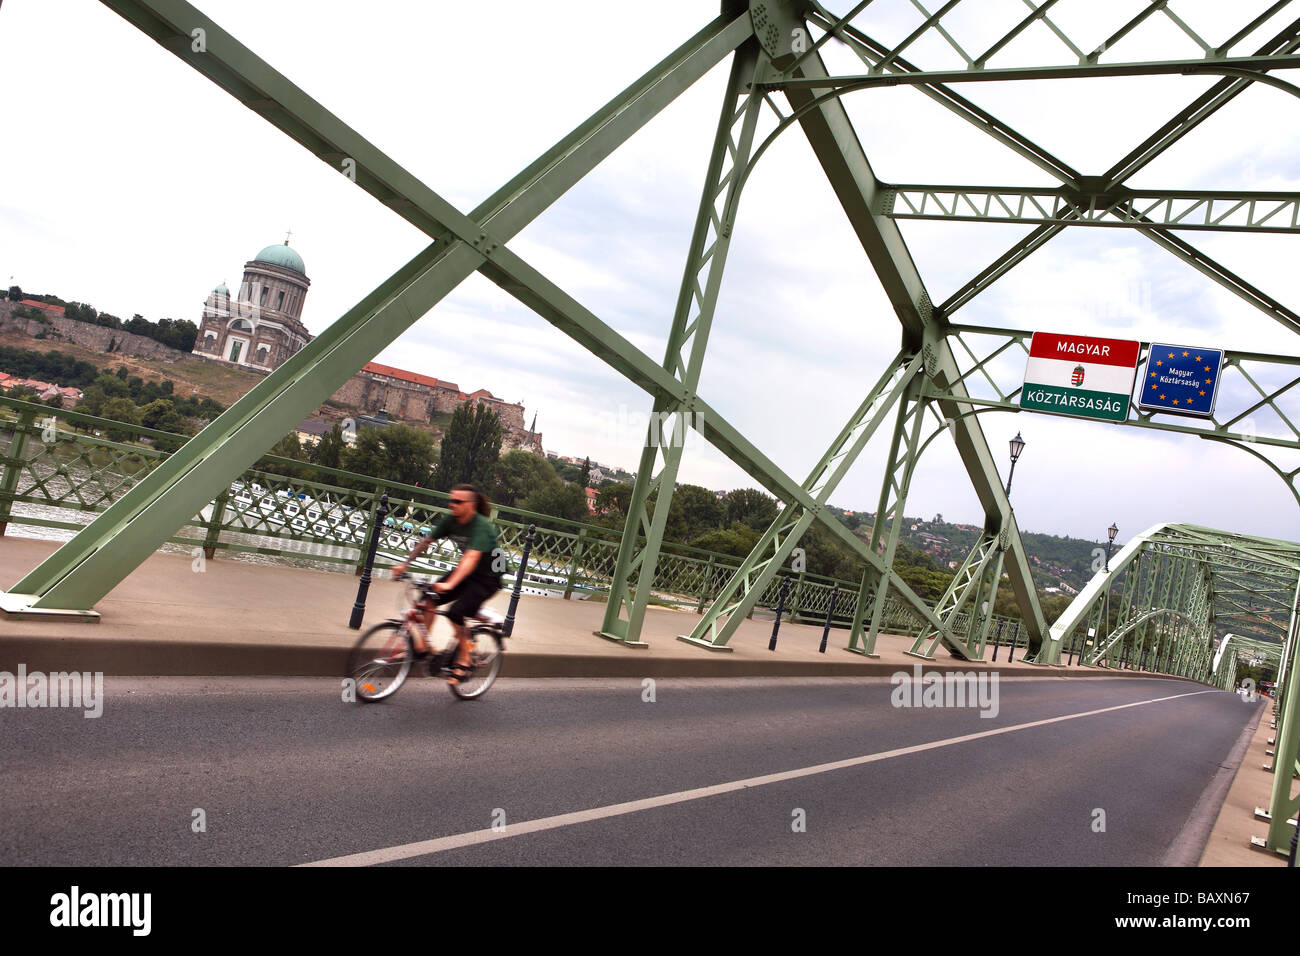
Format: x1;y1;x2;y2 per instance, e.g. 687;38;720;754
0;299;183;362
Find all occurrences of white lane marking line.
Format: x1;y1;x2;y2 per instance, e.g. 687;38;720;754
301;688;1218;866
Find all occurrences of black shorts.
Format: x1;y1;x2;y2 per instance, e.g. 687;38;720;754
433;574;500;627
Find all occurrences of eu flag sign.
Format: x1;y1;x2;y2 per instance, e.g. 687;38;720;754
1137;344;1223;417
1021;332;1139;422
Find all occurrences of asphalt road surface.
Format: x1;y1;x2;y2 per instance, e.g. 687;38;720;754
0;675;1260;866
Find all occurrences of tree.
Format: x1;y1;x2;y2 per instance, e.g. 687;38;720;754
261;432;309;478
65;301;99;324
594;481;633;520
343;424;436;487
99;396;142;443
0;345;97;389
725;487;778;531
100;372;130;395
159;379;174;396
6;286;21;301
486;450;556;508
1039;592;1073;616
895;561;953;602
552;459;585;484
137;380;162;405
76;384;108;417
580;456;591;487
793;521;860;580
689;522;761;559
666;484;725;542
138;398;176;430
310;423;346;473
519;479;589;522
154;317;198;352
434;402;503;491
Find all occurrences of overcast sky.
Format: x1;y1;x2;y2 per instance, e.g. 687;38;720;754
2;0;1298;547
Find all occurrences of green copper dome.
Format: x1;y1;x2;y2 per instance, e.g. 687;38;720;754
253;241;306;275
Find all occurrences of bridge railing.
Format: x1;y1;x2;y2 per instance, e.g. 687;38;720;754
1;396;911;633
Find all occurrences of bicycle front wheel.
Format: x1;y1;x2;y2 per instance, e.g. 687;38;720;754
449;629;504;700
348;621;414;702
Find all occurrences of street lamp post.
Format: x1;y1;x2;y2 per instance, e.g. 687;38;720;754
1105;522;1118;571
1005;432;1025;498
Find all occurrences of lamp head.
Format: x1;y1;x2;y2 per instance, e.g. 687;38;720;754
1008;432;1025;462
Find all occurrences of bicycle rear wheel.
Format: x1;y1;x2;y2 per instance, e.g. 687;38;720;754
349;621;414;702
448;628;504;700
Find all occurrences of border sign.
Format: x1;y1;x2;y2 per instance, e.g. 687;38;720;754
1024;332;1138;421
1137;343;1223;418
1021;332;1140;423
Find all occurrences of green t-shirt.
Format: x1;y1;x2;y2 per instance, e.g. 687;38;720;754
425;512;500;587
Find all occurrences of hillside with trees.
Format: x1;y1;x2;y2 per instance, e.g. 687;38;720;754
7;287;198;352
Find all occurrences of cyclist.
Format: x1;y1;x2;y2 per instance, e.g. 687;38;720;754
391;483;501;684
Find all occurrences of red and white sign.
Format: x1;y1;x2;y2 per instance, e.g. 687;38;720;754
1020;332;1140;423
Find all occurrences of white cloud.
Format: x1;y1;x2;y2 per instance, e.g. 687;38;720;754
1;0;1296;543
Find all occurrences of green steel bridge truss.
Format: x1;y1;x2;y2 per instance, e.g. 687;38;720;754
2;394;976;638
1041;521;1299;853
4;0;1300;851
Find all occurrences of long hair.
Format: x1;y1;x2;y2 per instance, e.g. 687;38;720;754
452;483;491;517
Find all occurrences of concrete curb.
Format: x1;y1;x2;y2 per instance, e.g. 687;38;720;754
0;635;1208;681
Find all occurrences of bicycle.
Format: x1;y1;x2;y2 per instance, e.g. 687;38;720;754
347;575;505;702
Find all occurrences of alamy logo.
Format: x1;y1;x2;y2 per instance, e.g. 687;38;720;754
50;886;151;936
594;404;705;449
890;664;999;718
0;665;103;718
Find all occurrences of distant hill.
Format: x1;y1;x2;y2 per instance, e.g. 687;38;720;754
825;506;1106;594
0;327;459;443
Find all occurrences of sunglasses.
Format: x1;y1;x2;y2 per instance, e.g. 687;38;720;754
450;498;472;505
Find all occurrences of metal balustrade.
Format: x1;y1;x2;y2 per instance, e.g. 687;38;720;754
1;395;927;631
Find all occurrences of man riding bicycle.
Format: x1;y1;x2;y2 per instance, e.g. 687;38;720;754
391;484;501;685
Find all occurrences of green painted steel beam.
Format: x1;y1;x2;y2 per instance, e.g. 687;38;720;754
1103;18;1300;188
14;1;958;630
929;329;1300;456
1152;527;1300;572
6;0;755;611
804;7;1081;184
763;54;1300;91
934;17;1300;315
98;0;749;246
600;40;767;647
1137;226;1300;338
680;352;971;653
879;185;1300;234
803;0;1291;78
761;23;1049;657
849;378;929;656
927;392;1299;453
1050;522;1300;675
908;530;1000;659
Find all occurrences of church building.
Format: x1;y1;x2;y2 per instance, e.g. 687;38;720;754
192;238;312;371
188;238;542;454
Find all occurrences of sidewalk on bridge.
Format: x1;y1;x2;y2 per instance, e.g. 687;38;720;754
1198;698;1288;867
0;535;1194;680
